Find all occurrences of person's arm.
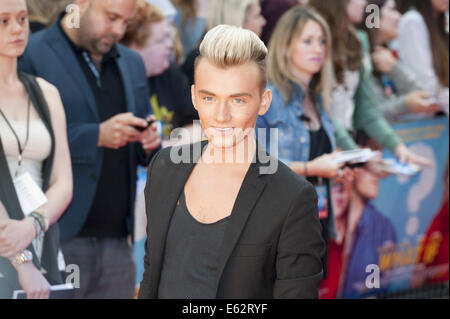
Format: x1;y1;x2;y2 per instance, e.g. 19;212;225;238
372;59;440;119
370;73;409;120
353;64;402;152
34;78;73;226
13;261;51;299
333;120;357;150
387;62;423;95
273;182;325;299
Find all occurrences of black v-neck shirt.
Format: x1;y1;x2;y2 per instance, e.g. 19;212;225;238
158;191;230;299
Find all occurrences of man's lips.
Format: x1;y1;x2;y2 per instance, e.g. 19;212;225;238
10;39;24;45
210;127;235;135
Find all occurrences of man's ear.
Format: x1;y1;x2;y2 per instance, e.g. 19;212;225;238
258;89;272;116
191;85;198;112
75;0;91;15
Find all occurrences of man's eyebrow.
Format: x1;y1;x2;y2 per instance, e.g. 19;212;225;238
198;90;216;96
230;93;253;98
105;10;123;19
0;10;26;16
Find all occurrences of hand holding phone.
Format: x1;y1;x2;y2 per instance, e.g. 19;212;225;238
133;118;155;132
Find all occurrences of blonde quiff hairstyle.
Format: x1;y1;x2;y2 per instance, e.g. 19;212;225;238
267;6;333;111
196;24;268;90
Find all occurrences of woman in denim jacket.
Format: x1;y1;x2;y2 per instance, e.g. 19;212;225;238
256;7;352;259
257;6;348;182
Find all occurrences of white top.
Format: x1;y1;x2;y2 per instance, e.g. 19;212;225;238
394;9;449;115
330;69;361;130
0;116;51;259
0;119;51;184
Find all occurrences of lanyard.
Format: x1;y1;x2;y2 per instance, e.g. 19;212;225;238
0;96;31;177
82;51;102;88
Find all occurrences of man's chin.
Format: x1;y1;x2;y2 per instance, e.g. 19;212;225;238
94;42;115;55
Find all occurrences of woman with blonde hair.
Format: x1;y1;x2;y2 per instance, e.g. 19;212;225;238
256;5;351;275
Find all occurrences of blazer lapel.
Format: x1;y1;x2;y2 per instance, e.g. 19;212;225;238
45;23;99;121
215;145;268;294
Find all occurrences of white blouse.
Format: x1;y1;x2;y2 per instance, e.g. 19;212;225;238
394;9;449;115
330;69;361;130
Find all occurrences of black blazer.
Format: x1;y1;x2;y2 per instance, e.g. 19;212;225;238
138;141;326;299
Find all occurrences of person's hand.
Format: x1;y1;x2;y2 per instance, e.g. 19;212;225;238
15;262;51;299
308;153;345;179
405;91;441;114
394;144;432;167
138;115;161;151
0;219;36;259
372;46;397;73
365;154;391;178
98;112;149;149
334;167;354;184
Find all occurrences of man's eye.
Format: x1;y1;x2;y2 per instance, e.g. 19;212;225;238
233;98;244;104
203;96;214;102
1;19;8;25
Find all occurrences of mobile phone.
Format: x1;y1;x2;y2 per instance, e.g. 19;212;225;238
133;118;155;132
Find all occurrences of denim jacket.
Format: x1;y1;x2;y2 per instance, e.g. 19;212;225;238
256;83;336;166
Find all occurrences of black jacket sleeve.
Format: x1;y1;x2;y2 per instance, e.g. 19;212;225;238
273;182;326;299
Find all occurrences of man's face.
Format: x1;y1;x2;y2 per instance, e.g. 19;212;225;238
354;167;379;200
192;59;271;151
77;0;136;55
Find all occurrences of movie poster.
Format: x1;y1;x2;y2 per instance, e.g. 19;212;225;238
320;116;449;299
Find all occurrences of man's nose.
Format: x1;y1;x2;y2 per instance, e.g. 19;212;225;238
215;101;232;123
112;21;127;39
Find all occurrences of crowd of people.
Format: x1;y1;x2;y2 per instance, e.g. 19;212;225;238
0;0;448;299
